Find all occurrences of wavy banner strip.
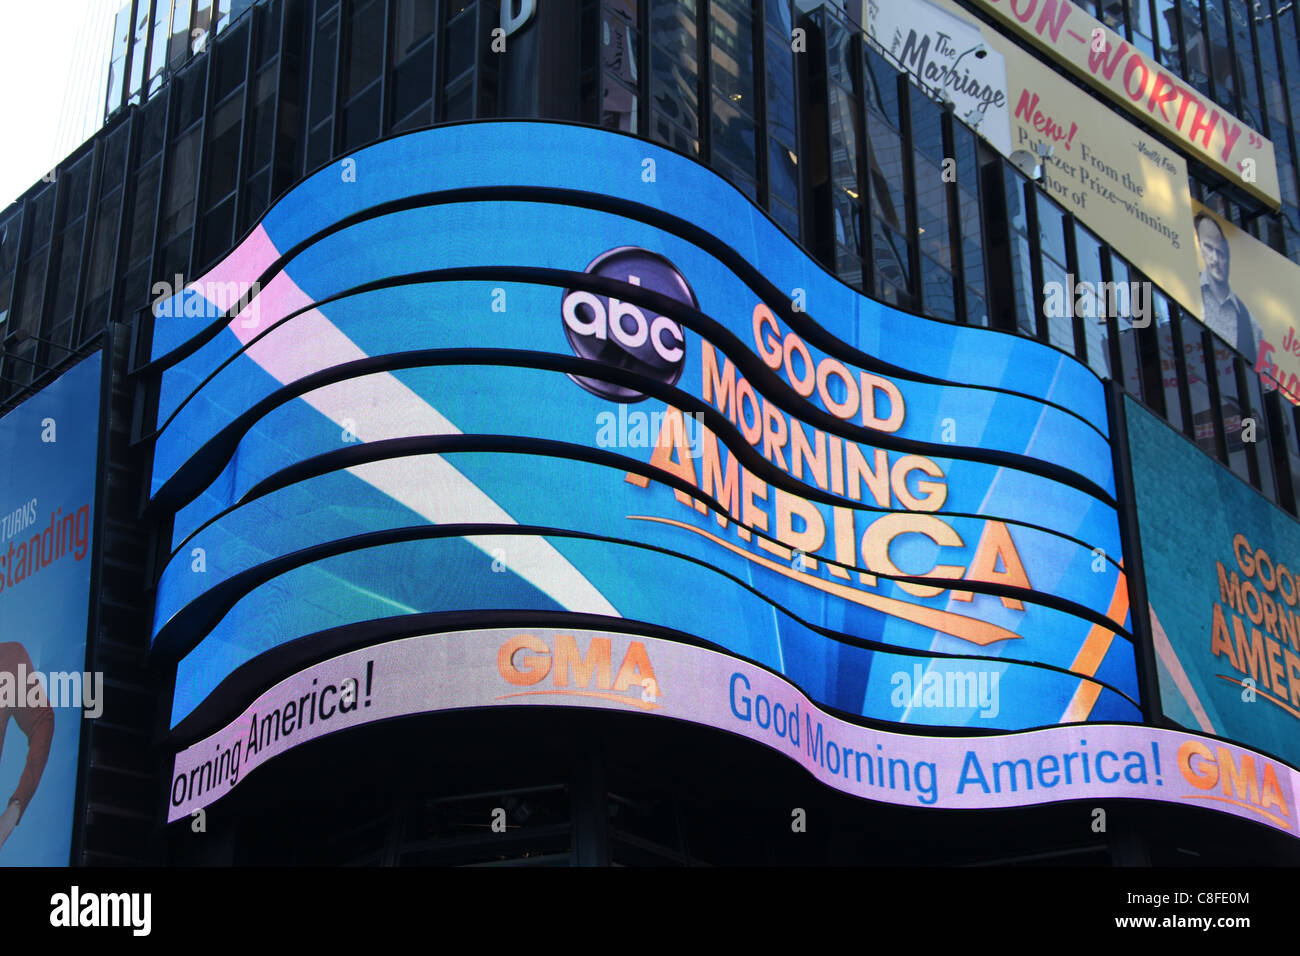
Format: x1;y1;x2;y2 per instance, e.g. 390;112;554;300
166;627;1297;839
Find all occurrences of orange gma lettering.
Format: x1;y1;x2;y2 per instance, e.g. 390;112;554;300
1178;740;1292;828
496;634;662;710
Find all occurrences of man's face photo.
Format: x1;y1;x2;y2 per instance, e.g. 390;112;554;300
1197;216;1231;286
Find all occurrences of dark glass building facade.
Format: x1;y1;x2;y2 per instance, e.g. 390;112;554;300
3;0;1300;866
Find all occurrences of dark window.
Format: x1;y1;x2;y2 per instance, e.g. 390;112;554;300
214;24;249;103
603;75;639;133
1215;341;1251;482
206;96;243;204
765;0;792;35
309;11;340;128
393;40;434;125
443;76;473;122
346;0;384;98
158;229;191;294
100;123;130;195
444;8;477;83
1075;225;1108;378
865;117;905;231
0;211;23;329
45;159;92;337
1242;364;1276;499
764;33;795;147
241;168;271;229
1151;290;1182;431
953;126;985;326
913;152;949;272
174;62;208;136
650;0;700;150
119;261;151;324
771;196;797;236
256;0;282;68
1180;0;1211;96
394;0;438;63
712;98;757;181
160;126;201;243
85;202;120;302
1202;0;1235;111
1002;176;1035;336
61;157;91;216
127;162;161;267
601;5;640;133
1152;0;1182;74
768;140;798;210
248;68;277;172
11;189;56;339
920;253;956;322
709;0;755;111
199;196;236;267
862;46;900;126
139;93;170;163
650;46;698;138
343;83;382;150
1227;0;1261;128
1275;401;1300;514
1183;317;1219;458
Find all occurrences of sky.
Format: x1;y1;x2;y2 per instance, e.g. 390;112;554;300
0;0;123;209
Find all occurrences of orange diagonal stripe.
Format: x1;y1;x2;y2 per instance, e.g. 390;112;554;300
1060;569;1131;723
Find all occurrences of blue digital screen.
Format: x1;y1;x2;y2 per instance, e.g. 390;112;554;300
144;122;1139;733
0;354;101;865
1129;396;1300;768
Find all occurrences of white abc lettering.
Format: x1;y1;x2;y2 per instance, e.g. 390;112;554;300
607;297;650;349
563;290;684;363
650;315;685;362
563;291;607;339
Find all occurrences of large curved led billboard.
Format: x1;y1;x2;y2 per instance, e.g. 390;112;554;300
140;121;1139;737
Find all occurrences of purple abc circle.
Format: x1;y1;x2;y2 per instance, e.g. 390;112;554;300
561;247;695;402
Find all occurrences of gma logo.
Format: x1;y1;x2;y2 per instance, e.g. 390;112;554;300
1178;740;1292;828
496;634;662;710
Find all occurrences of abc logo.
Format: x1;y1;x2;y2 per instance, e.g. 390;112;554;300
561;247;694;402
